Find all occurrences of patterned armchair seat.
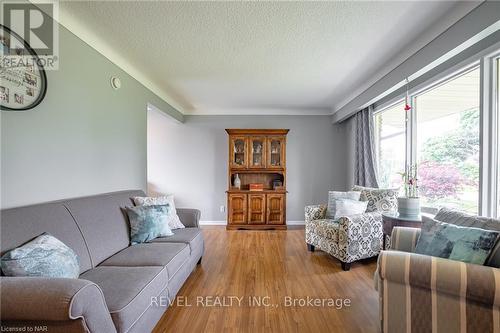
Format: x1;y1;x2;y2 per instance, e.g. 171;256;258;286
306;218;340;242
305;186;398;271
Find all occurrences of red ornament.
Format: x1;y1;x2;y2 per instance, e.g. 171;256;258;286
404;104;411;111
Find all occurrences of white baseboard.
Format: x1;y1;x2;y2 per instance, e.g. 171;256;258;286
199;220;305;226
199;220;227;225
287;220;305;225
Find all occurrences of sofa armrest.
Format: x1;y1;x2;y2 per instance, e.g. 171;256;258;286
304;204;327;223
390;226;421;252
177;208;201;228
0;277;116;333
378;251;500;307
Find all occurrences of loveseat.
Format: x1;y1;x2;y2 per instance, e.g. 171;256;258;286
376;208;500;333
0;190;204;333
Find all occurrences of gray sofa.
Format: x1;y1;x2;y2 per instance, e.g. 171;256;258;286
0;190;204;333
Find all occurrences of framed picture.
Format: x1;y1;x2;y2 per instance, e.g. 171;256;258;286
0;24;47;111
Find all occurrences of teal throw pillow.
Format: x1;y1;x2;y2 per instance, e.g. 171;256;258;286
415;216;500;265
1;233;80;278
126;204;174;244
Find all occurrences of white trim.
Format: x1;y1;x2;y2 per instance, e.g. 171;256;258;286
199;220;304;226
199;220;227;226
183;107;332;116
287;221;305;225
147;103;182;124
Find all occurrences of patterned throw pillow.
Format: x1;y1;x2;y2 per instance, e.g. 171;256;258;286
415;216;500;265
1;233;80;278
133;195;185;230
326;191;361;218
352;185;398;213
434;208;500;268
334;199;368;219
126;205;174;244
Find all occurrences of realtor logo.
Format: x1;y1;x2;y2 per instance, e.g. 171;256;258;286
1;0;59;69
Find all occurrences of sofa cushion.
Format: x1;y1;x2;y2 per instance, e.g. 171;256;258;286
80;266;167;333
151;228;204;254
64;190;145;267
1;203;92;273
305;219;339;242
100;243;189;280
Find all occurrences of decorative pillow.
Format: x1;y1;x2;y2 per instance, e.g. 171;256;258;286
133;195;185;230
326;191;361;219
1;233;80;278
126;205;174;244
415;216;500;265
434;208;500;268
333;199;368;219
352;185;398;213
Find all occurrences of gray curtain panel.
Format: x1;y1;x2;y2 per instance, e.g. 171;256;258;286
353;106;379;188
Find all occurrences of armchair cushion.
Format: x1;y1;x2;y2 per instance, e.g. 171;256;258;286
352;185;398;213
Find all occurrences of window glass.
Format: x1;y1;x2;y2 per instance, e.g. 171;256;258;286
374;102;406;189
415;67;480;214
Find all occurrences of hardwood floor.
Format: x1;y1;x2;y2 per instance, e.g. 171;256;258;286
153;226;379;333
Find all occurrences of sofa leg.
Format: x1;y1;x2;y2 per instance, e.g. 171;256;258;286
341;262;351;271
197;257;202;265
307;244;315;252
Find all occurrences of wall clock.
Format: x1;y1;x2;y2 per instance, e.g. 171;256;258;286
0;24;47;111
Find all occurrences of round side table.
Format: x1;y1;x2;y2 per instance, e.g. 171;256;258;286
382;212;423;250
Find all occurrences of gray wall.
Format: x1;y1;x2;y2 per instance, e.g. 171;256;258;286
147;112;348;222
1;25;182;209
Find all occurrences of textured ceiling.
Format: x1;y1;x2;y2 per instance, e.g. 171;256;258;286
59;1;479;115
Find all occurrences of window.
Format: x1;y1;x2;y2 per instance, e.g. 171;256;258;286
497;58;500;217
374;102;406;188
414;68;480;214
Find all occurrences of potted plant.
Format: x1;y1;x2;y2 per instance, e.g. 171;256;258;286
397;164;420;217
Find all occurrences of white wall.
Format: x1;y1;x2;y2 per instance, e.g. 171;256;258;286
147;111;348;222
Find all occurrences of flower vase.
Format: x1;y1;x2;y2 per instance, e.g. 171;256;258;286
397;197;420;217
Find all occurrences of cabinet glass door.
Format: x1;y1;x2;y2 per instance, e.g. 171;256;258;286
230;136;247;168
267;137;285;168
249;137;266;168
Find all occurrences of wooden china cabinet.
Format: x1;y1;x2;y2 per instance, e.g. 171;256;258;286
226;129;289;230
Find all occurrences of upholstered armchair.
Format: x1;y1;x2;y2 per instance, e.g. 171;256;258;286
305;186;397;270
304;208;383;271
